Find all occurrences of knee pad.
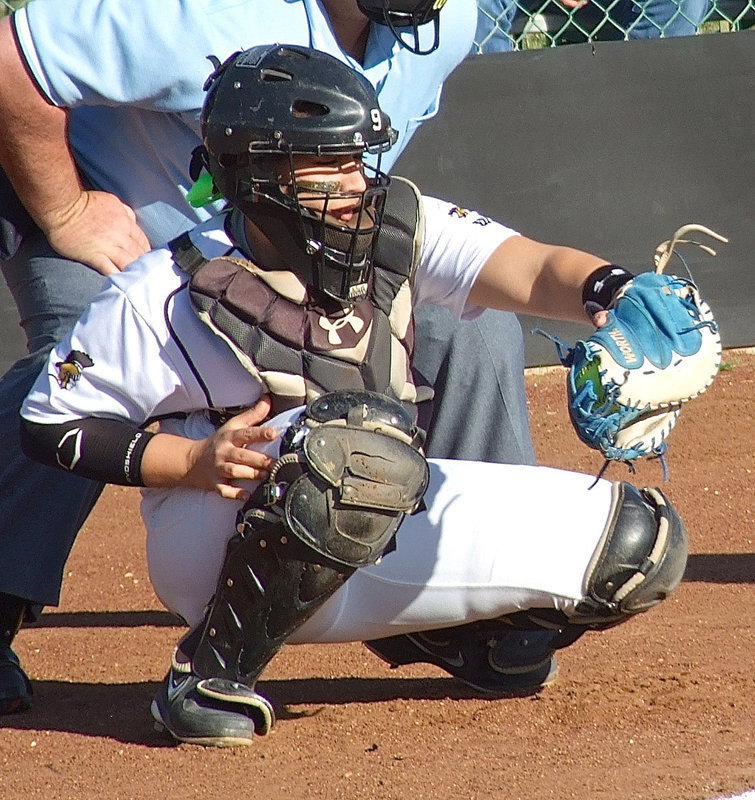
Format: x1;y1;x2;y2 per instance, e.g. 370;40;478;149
191;390;429;685
572;482;688;627
512;483;687;646
271;389;429;569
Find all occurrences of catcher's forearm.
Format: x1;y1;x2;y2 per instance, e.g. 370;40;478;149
20;415;212;491
534;245;616;321
20;416;155;486
470;236;617;321
137;432;207;490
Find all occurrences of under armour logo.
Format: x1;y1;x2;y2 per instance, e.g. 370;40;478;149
318;311;364;346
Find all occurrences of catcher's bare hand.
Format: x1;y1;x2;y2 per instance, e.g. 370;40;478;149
43;190;151;276
185;396;279;501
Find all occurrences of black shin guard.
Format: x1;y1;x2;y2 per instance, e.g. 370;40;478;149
192;511;354;685
192;390;429;688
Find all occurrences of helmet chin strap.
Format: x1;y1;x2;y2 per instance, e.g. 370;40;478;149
382;14;440;55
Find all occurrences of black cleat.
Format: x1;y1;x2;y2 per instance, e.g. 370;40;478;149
365;627;559;695
0;642;32;715
151;659;274;747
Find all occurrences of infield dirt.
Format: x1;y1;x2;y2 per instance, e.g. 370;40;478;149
2;350;753;800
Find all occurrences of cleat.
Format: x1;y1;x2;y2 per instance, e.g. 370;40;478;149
150;661;274;747
0;642;32;715
365;626;559;696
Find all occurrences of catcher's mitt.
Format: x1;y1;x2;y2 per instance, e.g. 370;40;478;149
557;224;726;465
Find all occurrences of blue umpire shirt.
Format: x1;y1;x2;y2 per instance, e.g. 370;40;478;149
12;0;475;247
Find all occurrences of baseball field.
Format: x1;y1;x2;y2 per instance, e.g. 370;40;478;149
1;349;752;800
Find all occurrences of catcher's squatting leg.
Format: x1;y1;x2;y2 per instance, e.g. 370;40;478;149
147;464;687;712
363;480;687;693
152;391;428;742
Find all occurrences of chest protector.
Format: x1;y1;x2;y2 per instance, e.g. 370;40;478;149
171;177;431;418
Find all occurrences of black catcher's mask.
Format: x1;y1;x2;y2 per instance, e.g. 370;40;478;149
357;0;447;54
197;45;396;305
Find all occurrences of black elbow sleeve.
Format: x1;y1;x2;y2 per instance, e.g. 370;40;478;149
20;416;155;486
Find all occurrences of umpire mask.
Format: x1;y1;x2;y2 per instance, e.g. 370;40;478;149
357;0;447;54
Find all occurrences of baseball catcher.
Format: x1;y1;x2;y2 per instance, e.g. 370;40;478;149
21;45;691;747
547;224;725;466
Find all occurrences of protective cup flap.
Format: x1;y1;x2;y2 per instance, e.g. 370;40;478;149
303;425;428;512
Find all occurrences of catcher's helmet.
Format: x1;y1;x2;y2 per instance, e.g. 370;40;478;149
357;0;448;54
198;45;396;304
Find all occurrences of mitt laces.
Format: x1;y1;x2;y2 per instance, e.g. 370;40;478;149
653;223;728;277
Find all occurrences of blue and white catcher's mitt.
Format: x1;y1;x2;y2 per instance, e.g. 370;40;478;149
558;224;726;464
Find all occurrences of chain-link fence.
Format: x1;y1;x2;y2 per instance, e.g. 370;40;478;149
472;0;754;52
1;0;753;48
0;0;25;14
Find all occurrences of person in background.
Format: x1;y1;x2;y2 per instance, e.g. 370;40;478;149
473;0;710;54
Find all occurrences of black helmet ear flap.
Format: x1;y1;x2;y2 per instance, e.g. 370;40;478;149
189;146;210;182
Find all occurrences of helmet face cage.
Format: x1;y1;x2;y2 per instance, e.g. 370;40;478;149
357;0;446;54
288;161;390;304
218;146;390;304
200;45;397;304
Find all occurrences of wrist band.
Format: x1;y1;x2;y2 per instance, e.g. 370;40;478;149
582;264;634;317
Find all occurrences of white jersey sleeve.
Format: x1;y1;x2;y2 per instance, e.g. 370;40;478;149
413;196;520;319
21;218;266;427
21;251;199;427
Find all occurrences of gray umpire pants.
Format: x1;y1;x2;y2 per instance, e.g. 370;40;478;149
413;304;536;465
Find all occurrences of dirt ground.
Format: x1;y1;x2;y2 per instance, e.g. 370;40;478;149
1;349;752;800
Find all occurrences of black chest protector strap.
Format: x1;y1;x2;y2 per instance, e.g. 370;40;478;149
169;230;208;276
